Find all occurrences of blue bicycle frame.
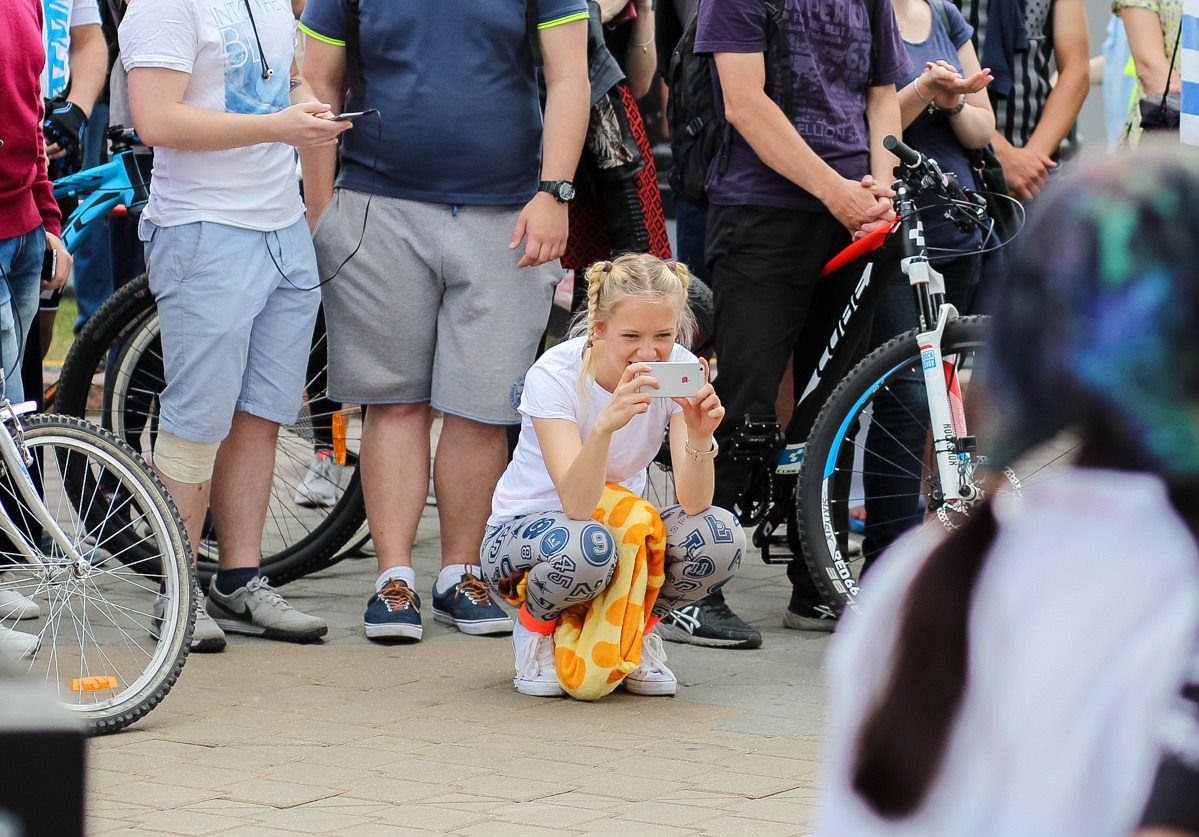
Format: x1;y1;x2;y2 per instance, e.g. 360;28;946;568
52;146;149;254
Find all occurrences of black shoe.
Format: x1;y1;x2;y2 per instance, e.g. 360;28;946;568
655;589;762;649
782;597;837;632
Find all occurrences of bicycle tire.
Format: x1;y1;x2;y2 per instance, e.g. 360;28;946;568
796;316;1055;615
55;274;367;587
0;414;194;734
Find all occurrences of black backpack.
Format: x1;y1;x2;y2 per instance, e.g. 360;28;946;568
666;0;876;209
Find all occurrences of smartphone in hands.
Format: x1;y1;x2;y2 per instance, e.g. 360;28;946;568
636;361;706;398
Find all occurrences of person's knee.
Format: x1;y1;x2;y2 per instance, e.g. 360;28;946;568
154;430;220;484
537;520;618;594
666;505;746;585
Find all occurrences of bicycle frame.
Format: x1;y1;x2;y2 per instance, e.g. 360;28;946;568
737;160;987;561
53;144;149;255
0;402;88;564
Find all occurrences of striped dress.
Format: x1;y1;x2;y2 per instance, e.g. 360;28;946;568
954;0;1056;149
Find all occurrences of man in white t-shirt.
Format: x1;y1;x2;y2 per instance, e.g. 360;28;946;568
119;0;348;652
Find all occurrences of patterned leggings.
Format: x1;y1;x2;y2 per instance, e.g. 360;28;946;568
481;505;746;622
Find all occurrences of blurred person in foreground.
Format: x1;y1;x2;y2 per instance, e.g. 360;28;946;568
816;146;1199;836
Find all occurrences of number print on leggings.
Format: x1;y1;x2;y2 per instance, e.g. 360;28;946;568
523;516;555;538
545;555;578;589
581;524;613;567
683;555;716;580
541;527;569;556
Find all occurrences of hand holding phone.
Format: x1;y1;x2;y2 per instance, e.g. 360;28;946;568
636;361;706;398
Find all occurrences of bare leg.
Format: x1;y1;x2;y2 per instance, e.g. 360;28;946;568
360;402;432;574
206;411;279;571
434;413;507;568
154;470;211;563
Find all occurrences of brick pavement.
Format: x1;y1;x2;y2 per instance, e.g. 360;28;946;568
85;504;830;836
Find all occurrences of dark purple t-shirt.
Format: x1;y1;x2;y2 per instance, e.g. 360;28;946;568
696;0;912;211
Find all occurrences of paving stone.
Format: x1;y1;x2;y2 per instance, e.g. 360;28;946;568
126;808;246;836
220;779;341;808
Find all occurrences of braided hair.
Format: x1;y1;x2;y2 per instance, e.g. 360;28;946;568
569;253;697;395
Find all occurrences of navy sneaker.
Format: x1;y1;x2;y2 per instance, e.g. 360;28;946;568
364;579;422;640
432;571;514;635
655;588;762;649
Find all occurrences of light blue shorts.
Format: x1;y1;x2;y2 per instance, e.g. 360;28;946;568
141;217;321;444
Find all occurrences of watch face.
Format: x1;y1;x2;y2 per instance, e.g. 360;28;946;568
557;182;576;202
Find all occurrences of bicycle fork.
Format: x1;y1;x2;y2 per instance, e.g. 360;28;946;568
902;255;978;508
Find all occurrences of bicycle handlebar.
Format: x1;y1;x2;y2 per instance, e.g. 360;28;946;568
884;134;922;169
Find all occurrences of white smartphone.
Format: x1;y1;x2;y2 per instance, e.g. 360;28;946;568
637;361;706;398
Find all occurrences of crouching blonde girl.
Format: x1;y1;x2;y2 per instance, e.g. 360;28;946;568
481;253;746;698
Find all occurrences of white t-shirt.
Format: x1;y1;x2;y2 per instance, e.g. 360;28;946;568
119;0;305;231
42;0;103;99
488;335;695;526
817;467;1199;837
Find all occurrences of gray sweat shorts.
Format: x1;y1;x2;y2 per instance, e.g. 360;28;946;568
312;189;560;423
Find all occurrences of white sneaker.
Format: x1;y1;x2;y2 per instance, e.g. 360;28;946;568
0;624;39;661
0;579;39;621
512;622;563;697
294;452;343;507
623;632;677;696
152;586;227;652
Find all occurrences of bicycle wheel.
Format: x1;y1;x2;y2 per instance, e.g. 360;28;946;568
796;316;1074;615
55;275;367;586
0;414;193;734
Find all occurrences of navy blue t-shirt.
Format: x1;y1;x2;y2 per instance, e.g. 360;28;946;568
300;0;588;205
900;0;982;257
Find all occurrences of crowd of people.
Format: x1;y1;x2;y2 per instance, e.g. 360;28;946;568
2;0;1199;827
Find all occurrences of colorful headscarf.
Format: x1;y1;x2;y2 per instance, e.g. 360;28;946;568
985;148;1199;476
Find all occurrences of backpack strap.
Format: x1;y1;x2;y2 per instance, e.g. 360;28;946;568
928;0;952;36
345;0;364;99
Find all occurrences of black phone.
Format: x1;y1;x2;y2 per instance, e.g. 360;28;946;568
329;109;375;122
41;248;57;286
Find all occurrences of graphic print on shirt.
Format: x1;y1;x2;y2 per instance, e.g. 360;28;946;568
782;0;873;154
209;0;290;115
42;0;73;98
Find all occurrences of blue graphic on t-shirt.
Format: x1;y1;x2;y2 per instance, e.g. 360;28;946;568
209;0;290;115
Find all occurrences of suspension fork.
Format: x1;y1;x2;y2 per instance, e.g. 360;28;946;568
914;305;976;505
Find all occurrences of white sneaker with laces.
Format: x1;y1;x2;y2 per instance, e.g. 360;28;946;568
512;622;563;697
0;577;39;620
294;453;343;507
0;623;39;661
623;632;677;696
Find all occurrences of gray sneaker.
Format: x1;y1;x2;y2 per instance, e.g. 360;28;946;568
206;576;327;643
152;585;227;652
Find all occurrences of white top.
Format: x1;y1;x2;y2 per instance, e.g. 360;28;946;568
818;467;1199;837
488;335;694;526
119;0;305;231
42;0;103;98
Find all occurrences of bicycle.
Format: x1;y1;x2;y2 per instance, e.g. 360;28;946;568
717;136;1049;617
52;128;368;587
0;397;194;734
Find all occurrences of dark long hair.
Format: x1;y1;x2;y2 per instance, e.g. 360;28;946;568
850;149;1199;819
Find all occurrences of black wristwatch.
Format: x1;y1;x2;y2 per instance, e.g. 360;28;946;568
538;180;576;203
